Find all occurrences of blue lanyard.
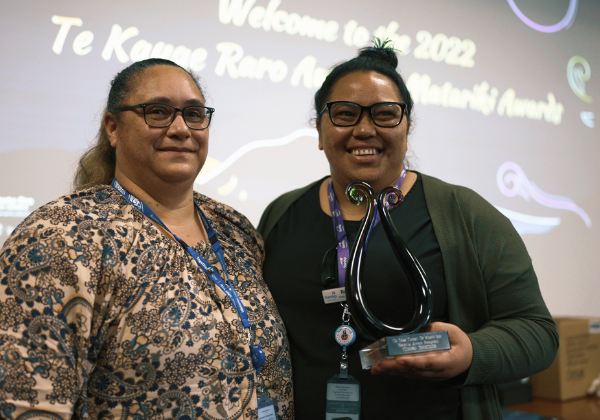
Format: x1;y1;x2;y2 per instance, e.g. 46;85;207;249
111;179;250;330
111;179;269;374
327;166;407;287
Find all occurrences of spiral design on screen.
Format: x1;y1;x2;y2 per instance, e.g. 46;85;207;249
497;162;591;227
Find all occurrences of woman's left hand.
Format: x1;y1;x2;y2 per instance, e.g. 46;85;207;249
370;322;473;380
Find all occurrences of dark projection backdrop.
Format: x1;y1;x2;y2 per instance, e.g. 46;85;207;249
0;0;598;316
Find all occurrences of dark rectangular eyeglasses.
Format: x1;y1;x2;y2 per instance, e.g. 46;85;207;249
319;101;406;127
114;102;215;130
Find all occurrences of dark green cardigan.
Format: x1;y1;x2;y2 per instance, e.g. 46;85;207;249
258;173;559;420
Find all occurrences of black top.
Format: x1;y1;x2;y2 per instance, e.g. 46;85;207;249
263;174;462;419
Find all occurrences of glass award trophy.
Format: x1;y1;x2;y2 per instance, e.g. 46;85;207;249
344;182;451;369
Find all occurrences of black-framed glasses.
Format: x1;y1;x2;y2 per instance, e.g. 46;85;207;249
319;101;406;127
113;102;215;130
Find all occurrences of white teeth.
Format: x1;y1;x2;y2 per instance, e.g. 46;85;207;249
351;149;379;156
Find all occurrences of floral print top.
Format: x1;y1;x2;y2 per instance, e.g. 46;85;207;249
0;185;293;420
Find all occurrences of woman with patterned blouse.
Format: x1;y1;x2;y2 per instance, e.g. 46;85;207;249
0;58;293;419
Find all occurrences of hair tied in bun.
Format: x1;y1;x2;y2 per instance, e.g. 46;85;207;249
358;37;399;69
313;36;413;124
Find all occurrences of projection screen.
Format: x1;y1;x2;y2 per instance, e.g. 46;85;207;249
0;0;598;317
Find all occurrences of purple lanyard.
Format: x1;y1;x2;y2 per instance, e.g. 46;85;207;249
327;166;407;287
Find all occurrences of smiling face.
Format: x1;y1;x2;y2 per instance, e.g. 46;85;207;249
317;70;410;195
105;65;209;193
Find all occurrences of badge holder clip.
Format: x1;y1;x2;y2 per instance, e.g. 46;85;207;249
250;339;276;420
326;305;361;420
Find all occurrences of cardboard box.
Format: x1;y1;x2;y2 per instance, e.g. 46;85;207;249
530;317;600;401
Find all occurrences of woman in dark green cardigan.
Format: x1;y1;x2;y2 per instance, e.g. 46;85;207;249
258;41;558;419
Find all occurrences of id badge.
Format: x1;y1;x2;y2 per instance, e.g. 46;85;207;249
326;374;360;420
322;287;347;304
257;394;276;420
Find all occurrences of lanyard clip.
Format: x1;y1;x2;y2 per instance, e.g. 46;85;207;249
340;360;349;377
342;304;351;324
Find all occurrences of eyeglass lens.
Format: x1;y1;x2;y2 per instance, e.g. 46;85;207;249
144;104;211;129
330;102;403;127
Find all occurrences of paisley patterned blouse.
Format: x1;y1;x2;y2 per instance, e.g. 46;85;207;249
0;185;293;420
